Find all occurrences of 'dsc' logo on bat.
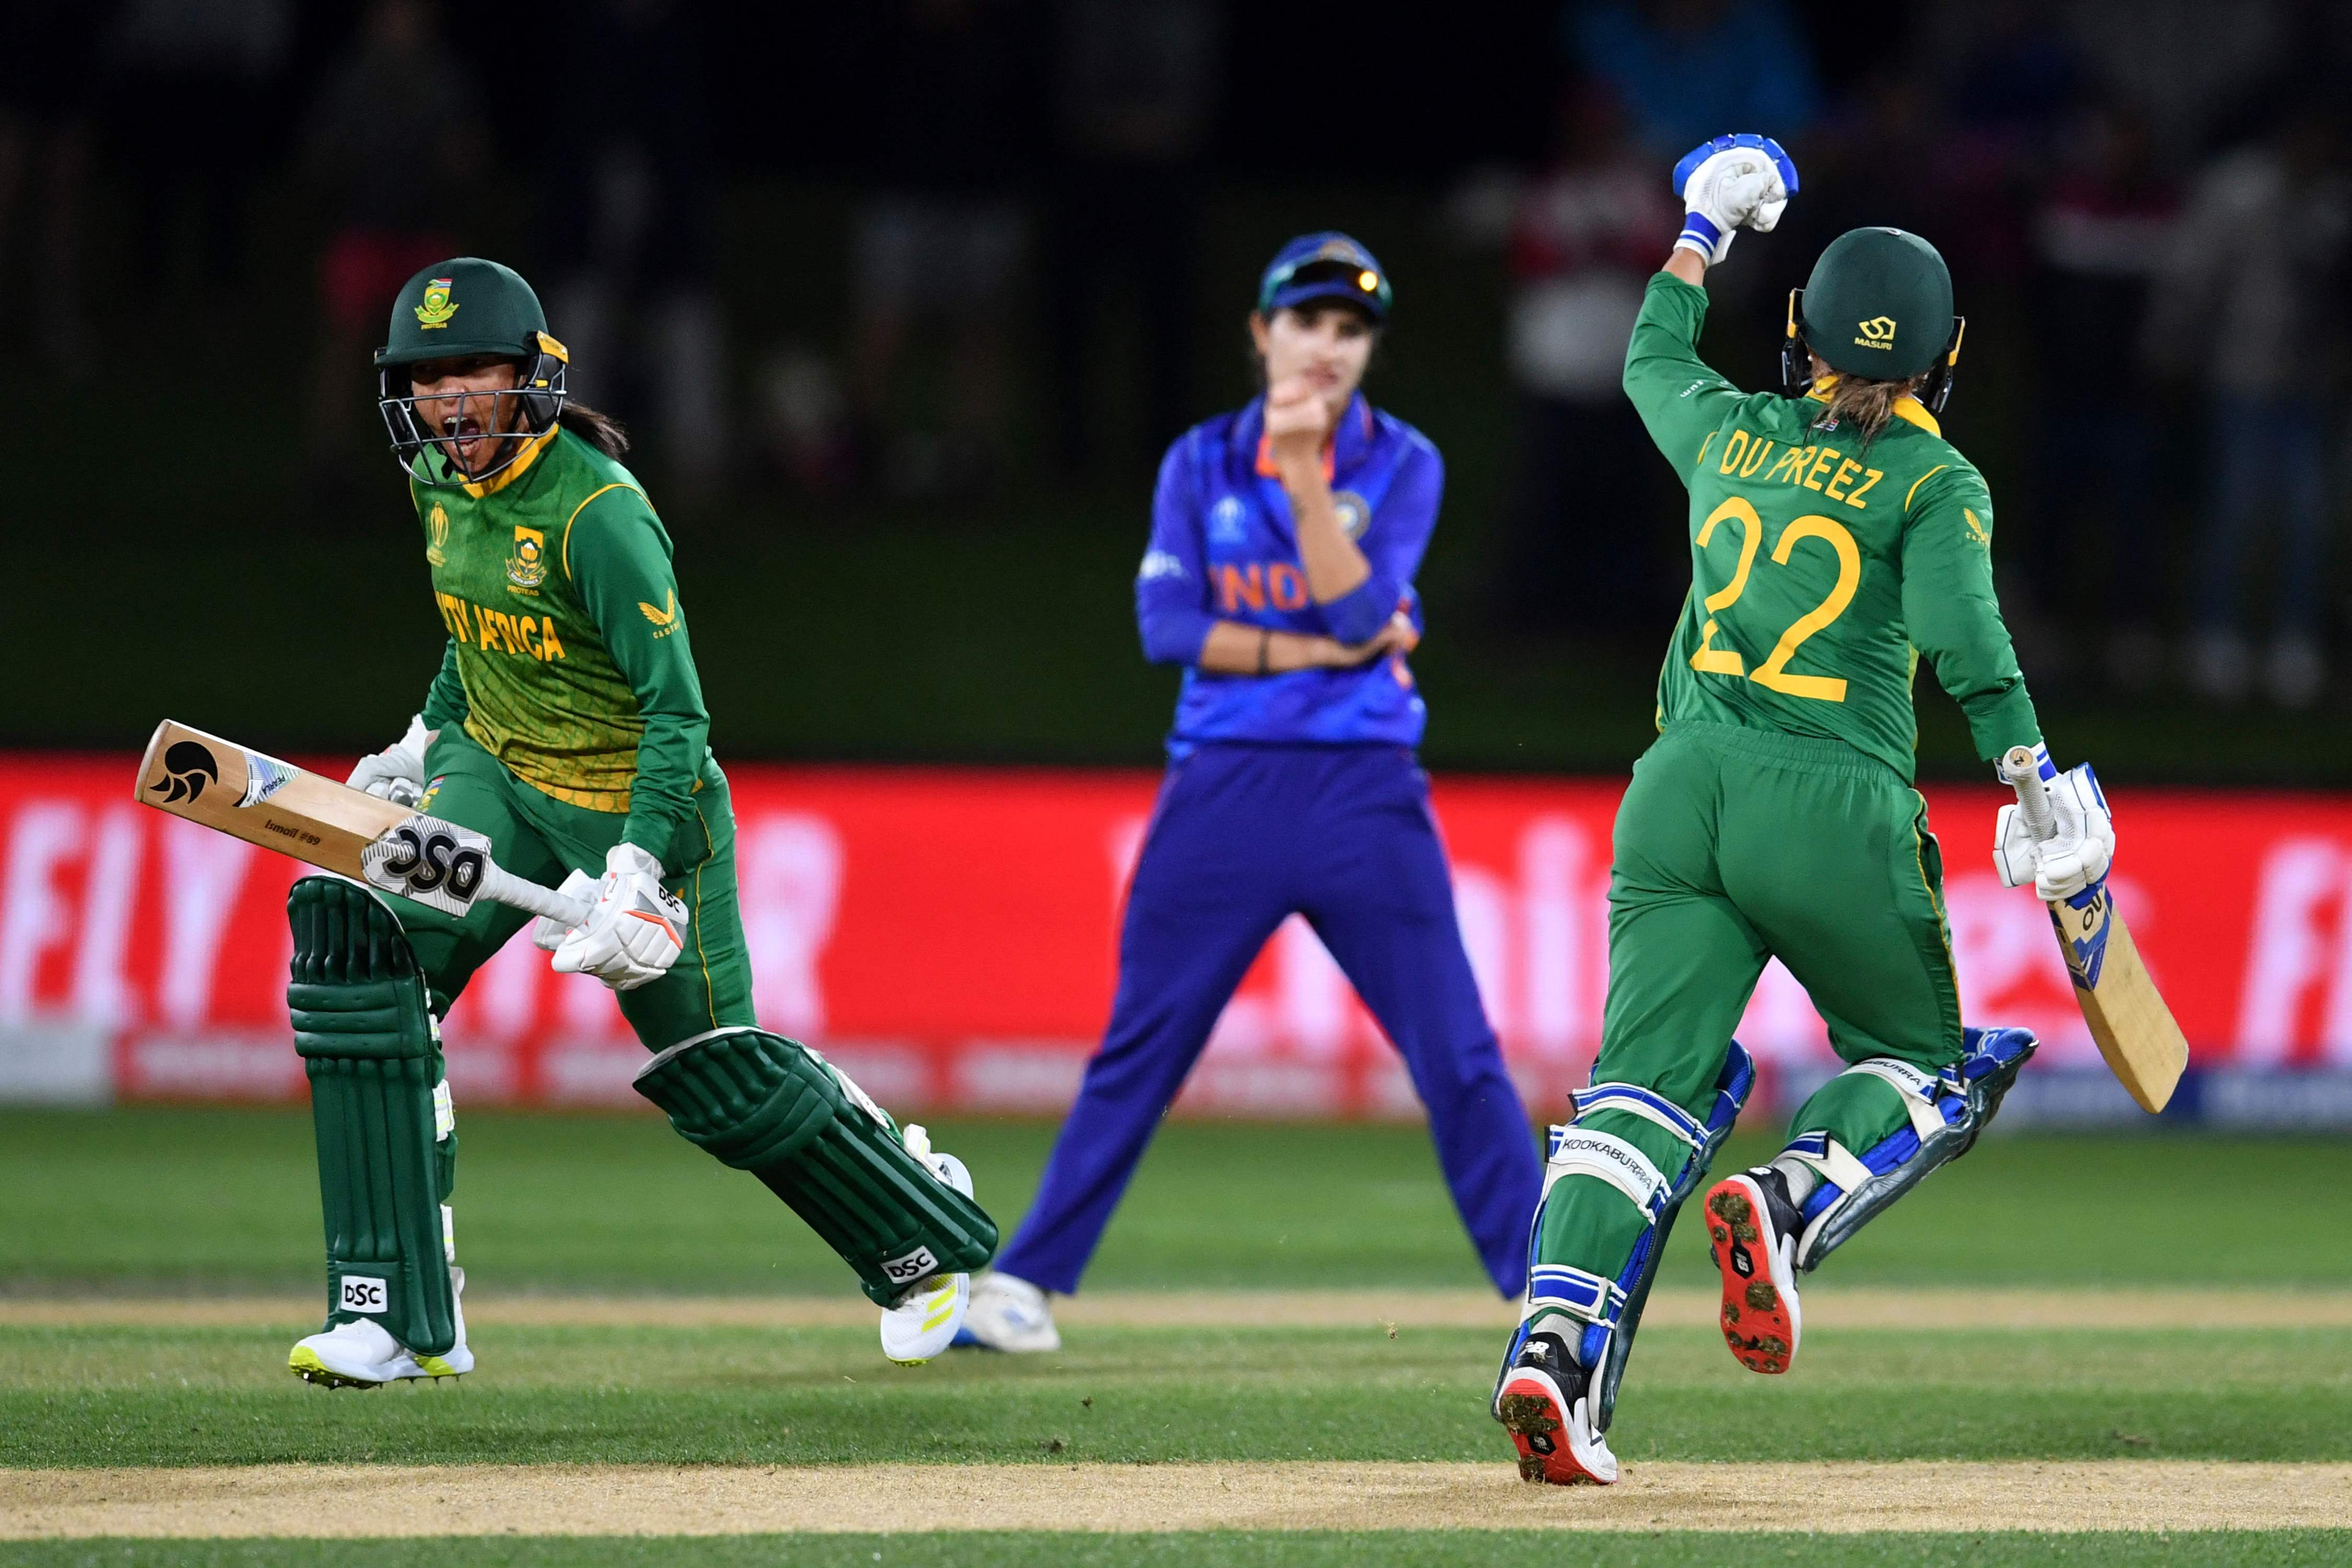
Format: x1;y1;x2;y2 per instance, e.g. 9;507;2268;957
371;821;487;903
151;741;220;804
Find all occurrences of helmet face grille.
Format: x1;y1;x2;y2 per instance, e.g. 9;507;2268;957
378;351;567;488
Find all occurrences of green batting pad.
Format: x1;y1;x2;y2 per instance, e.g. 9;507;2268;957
287;877;457;1356
635;1029;998;1305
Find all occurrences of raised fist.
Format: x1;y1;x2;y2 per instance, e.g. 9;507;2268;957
1673;134;1800;264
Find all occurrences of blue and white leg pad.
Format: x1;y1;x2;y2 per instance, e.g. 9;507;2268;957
1495;1042;1756;1432
1781;1025;2037;1272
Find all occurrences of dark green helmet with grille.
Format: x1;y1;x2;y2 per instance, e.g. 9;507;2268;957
374;257;570;486
1781;227;1966;412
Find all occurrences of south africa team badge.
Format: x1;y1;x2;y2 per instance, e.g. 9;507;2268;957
506;525;547;590
414;278;459;330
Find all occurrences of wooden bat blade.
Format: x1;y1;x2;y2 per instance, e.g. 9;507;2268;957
2045;885;2189;1113
134;720;407;881
135;720;594;927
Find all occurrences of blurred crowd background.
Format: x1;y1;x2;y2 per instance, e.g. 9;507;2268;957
10;0;2352;780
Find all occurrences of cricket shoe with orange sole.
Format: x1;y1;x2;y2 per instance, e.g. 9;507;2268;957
1494;1329;1618;1485
1704;1168;1805;1374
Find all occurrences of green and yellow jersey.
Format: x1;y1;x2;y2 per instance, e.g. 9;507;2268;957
1624;272;2038;782
410;423;713;855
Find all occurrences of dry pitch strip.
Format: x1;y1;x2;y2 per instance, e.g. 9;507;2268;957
7;1288;2348;1542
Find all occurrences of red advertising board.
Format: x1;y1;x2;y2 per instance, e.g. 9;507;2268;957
3;753;2350;1116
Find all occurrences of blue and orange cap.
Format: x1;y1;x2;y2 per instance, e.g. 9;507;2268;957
1256;232;1391;323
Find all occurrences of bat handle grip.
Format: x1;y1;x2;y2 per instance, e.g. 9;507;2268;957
482;863;595;928
1999;744;2058;844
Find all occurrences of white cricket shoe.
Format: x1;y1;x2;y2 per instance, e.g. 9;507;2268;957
1495;1330;1617;1485
955;1270;1063;1353
290;1266;472;1388
879;1126;975;1366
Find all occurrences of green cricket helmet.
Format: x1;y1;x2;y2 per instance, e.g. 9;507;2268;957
374;257;570;486
1781;227;1966;413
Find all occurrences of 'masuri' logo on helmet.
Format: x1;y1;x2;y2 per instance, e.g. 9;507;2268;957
414;278;459;330
1853;316;1897;349
151;742;219;804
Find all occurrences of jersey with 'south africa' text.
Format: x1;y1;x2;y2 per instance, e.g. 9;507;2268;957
409;425;714;855
1624;272;2039;782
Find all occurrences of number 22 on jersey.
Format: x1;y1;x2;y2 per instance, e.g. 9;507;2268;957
1687;496;1860;702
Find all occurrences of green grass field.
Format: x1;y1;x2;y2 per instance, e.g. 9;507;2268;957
11;1109;2351;1295
4;1110;2348;1564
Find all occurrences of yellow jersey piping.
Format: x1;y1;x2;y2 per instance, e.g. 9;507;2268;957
559;482;644;581
1904;464;1952;513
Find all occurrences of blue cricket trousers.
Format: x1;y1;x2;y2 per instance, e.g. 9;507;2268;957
995;743;1542;1296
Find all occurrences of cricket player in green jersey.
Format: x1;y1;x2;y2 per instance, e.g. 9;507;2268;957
1493;137;2118;1485
285;258;996;1387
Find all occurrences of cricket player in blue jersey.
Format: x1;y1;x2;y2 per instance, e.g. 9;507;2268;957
958;233;1544;1351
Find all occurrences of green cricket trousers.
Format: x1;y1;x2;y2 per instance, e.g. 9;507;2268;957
288;728;762;1352
1534;719;1966;1285
388;725;757;1046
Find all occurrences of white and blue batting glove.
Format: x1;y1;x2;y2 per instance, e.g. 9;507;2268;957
1994;751;2116;902
1673;134;1800;264
550;843;689;991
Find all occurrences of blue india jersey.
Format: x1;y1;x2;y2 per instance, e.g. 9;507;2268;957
1134;393;1442;756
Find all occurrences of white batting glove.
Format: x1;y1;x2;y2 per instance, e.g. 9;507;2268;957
347;714;433;808
529;870;604;953
1671;133;1800;263
551;844;689;991
1994;762;2116;901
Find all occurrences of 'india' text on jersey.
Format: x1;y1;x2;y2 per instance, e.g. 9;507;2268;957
1135;393;1443;756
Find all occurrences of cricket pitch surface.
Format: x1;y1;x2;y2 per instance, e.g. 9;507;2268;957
7;1459;2350;1538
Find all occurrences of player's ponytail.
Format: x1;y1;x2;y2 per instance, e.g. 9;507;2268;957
1813;374;1920;447
558;400;630;458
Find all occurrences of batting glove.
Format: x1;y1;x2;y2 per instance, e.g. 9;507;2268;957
346;714;433;808
1673;134;1799;264
1994;759;2115;902
551;843;689;991
529;869;604;953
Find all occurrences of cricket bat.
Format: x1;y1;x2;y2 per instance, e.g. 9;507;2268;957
133;720;593;928
1998;745;2188;1113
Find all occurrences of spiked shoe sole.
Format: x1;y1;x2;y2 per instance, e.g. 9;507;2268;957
288;1344;467;1389
1495;1369;1611;1485
1706;1174;1801;1374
